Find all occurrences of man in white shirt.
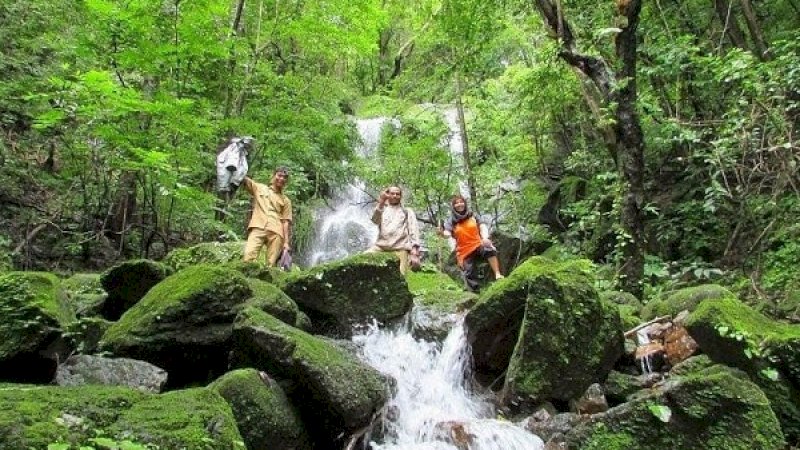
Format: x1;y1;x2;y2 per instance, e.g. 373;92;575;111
366;186;420;275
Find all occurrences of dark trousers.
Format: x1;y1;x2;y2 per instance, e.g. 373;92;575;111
462;246;497;292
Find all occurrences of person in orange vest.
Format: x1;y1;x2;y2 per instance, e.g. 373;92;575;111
438;195;503;291
242;167;292;267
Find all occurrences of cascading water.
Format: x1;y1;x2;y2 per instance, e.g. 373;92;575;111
306;117;398;265
354;317;544;450
636;328;654;374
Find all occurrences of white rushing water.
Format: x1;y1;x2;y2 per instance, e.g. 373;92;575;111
306;118;398;265
636;328;654;375
354;318;544;450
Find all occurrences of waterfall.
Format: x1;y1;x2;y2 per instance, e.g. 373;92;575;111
305;117;398;265
354;318;545;450
636;328;654;374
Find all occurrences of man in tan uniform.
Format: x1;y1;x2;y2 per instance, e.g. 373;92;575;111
242;167;292;266
367;186;420;275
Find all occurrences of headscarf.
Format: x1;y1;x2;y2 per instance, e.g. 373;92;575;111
449;195;473;224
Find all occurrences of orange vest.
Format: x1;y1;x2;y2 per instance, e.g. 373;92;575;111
452;217;482;265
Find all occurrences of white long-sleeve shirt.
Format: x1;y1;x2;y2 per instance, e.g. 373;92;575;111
216;140;249;192
371;204;420;251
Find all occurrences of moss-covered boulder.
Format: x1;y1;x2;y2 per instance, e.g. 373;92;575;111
685;296;800;440
64;316;112;354
278;253;413;337
61;273;107;318
641;284;733;321
0;384;243;449
231;307;388;446
242;279;300;327
407;268;477;341
0;272;75;382
224;260;284;283
163;241;244;271
100;259;171;320
100;265;251;387
210;368;311;450
566;365;785;450
465;257;624;406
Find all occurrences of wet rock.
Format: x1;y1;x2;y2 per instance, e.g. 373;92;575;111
466;257;623;407
663;325;698;365
54;354;167;393
231;307;388;446
278;253;413;337
686;296;800;441
0;271;75;383
100;259;170;321
210;368;312;450
566;365;785;449
570;383;608;415
434;421;474;449
99;265;251;387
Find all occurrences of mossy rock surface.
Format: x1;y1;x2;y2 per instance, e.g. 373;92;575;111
466;256;624;405
163;241;245;271
210;368;311;450
0;384;243;449
64;316;113;354
0;271;75;382
100;265;251;387
231;307;388;445
278;252;413;337
61;272;107;318
567;365;785;449
100;259;170;321
686;296;800;440
406;268;474;312
224;260;284;283
641;284;733;321
241;279;300;327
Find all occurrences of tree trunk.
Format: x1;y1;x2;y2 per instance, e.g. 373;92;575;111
614;0;646;298
533;0;646;297
712;0;749;51
455;75;479;213
738;0;770;60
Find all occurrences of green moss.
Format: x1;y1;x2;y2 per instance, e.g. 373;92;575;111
210;369;310;450
242;279;299;326
641;284;734;320
101;265;250;344
61;273;106;315
163;241;245;271
406;269;474;311
234;307;387;418
0;272;75;358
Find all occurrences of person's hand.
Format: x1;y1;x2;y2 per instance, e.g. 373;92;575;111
481;238;494;249
283;243;291;252
379;189;389;203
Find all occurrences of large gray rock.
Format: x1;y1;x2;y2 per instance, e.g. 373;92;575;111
565;365;785;449
278;253;413;337
99;264;252;387
231;307;388;446
0;272;75;383
210;368;312;450
55;355;168;393
465;257;623;407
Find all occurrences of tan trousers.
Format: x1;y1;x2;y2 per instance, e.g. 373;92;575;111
366;246;409;275
243;228;284;266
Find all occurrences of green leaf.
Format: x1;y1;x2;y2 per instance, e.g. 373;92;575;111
648;404;672;423
716;325;729;336
47;444;71;450
761;367;780;381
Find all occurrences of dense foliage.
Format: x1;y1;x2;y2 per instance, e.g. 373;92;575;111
1;0;798;305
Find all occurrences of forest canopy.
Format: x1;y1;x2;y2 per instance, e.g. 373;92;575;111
1;0;798;305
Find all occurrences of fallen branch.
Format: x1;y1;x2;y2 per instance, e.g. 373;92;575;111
624;316;671;338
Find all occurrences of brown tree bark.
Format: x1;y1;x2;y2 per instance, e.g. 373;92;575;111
533;0;646;297
712;0;749;51
738;0;770;60
455;75;479;213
